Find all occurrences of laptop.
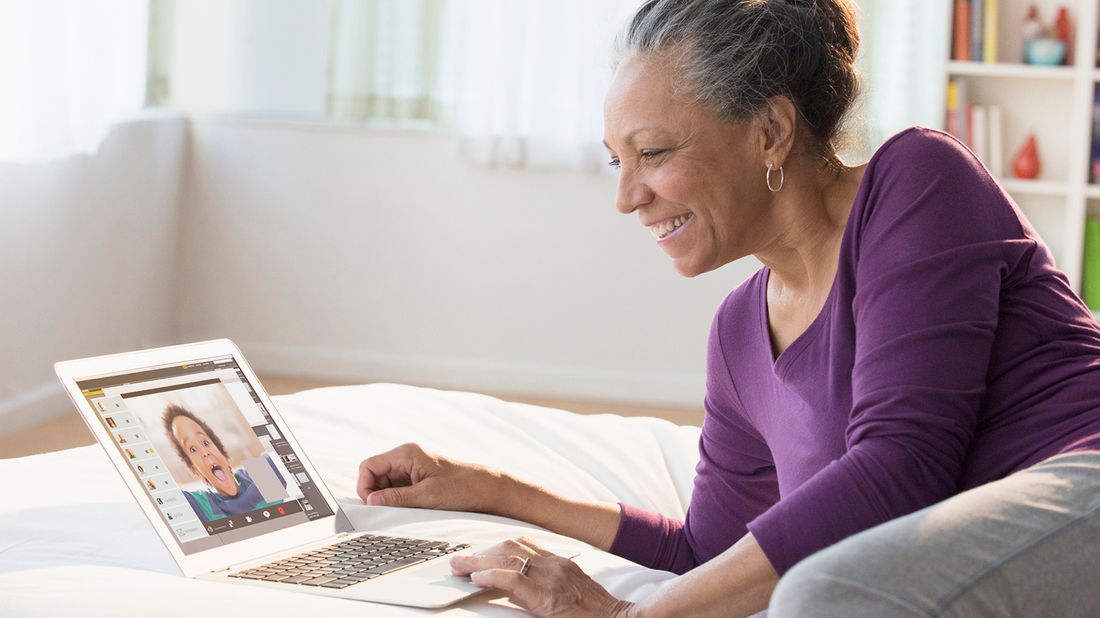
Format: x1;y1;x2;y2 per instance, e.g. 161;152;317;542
55;338;487;608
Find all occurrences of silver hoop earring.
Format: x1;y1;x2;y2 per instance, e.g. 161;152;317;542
766;163;784;193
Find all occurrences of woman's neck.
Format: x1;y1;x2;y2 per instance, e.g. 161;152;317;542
756;161;865;296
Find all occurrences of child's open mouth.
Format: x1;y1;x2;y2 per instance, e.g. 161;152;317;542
210;463;228;482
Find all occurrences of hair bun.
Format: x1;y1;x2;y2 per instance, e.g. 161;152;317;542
614;0;861;166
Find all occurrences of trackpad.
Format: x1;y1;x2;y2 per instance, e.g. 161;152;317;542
350;558;483;608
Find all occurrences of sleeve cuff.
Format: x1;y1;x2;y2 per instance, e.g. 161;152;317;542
608;502;692;573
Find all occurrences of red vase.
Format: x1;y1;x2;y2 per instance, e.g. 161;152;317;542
1055;7;1073;65
1012;134;1041;180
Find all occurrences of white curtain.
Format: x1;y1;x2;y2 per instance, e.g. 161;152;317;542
0;0;149;163
440;0;641;170
329;0;448;123
328;0;640;170
853;0;949;156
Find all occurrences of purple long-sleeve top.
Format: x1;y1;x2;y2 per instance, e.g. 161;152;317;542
609;127;1100;576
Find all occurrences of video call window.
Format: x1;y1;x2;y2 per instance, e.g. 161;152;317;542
79;357;332;554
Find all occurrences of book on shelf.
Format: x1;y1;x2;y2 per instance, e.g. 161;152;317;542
953;0;999;62
953;0;971;61
971;0;984;62
946;79;1003;176
1084;218;1100;310
1092;88;1100;183
988;105;1003;177
983;0;999;63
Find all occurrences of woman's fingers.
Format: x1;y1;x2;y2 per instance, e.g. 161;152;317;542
356;443;426;502
452;539;623;616
468;568;539;607
449;553;527;576
511;536;553;557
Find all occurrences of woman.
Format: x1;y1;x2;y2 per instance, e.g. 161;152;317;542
358;1;1100;615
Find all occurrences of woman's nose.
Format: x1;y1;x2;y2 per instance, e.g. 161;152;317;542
615;172;655;215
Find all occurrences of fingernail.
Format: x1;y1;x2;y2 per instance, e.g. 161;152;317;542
366;492;384;506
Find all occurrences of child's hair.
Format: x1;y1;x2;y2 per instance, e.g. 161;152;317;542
162;404;229;468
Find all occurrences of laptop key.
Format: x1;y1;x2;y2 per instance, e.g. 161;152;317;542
282;575;315;584
301;575;340;586
320;580;354;589
362;557;427;575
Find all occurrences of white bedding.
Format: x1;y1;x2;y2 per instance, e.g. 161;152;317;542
0;383;701;616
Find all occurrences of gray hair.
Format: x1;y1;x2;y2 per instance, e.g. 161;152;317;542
612;0;861;166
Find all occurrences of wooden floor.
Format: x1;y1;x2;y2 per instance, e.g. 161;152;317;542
0;376;703;459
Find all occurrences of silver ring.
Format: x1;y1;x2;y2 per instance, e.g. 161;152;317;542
518;557;531;575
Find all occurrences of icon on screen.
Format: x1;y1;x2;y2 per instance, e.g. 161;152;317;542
262;511;270;518
277;507;285;515
245;515;252;523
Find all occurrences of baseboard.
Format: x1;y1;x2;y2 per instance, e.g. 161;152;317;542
240;342;705;408
0;381;73;437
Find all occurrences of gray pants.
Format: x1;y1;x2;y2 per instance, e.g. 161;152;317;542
769;451;1100;617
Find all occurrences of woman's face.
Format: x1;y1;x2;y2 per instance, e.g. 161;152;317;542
170;415;240;497
603;54;771;277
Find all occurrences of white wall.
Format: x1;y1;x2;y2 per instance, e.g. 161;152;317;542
0;116;187;434
178;117;759;406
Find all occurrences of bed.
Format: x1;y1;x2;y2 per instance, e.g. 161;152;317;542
0;383;701;616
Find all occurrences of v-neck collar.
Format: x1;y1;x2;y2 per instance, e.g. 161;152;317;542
759;266;839;379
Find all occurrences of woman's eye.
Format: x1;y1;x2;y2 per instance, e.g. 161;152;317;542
607;158;621;169
189;446;196;453
640;149;666;160
202;440;210;446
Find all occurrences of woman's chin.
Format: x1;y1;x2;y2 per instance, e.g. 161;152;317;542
671;256;705;278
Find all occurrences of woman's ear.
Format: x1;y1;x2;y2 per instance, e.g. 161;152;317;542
758;96;797;166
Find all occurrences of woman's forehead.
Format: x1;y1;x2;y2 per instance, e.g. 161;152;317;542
605;54;728;144
606;55;677;117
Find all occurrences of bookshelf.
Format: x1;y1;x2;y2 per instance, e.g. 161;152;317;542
940;0;1099;313
946;60;1076;79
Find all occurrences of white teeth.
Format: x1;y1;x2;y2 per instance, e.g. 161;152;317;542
648;214;691;239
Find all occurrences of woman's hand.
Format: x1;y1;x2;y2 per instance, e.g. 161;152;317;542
357;442;504;513
450;537;636;617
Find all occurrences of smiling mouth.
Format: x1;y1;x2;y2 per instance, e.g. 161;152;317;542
210;464;228;483
648;213;693;239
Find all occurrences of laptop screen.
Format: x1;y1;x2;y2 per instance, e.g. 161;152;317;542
76;355;335;555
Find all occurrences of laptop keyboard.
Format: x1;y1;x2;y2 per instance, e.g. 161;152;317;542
229;534;471;589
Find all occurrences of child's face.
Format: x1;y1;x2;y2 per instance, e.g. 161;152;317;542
170;416;240;497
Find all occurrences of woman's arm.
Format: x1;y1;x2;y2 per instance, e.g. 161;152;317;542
357;443;622;550
628;531;776;617
495;475;623;551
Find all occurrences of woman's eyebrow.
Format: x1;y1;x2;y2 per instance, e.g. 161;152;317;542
603;127;666;149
